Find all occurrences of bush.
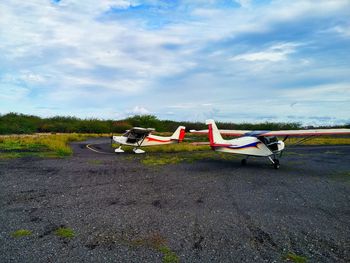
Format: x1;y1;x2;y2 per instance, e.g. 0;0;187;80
1;112;348;135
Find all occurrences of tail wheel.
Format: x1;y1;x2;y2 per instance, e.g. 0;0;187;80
241;159;247;166
273;159;280;169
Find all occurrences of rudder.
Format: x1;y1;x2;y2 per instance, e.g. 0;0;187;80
170;126;186;142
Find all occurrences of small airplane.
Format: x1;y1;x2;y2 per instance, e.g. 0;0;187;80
191;119;350;169
113;126;186;153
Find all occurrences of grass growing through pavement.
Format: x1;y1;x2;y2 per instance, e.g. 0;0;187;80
158;245;180;263
141;151;241;166
88;159;103;165
54;227;75;239
130;233;179;263
283;252;307;263
0;133;102;158
11;229;32;238
113;142;210;153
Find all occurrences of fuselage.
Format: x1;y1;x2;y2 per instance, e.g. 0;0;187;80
113;134;178;147
211;136;285;157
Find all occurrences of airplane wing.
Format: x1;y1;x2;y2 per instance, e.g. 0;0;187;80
190;129;250;136
191;128;350;137
256;129;350;137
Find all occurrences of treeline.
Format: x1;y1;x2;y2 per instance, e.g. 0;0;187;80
0;112;348;135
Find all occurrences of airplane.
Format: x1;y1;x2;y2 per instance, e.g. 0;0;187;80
191;119;350;169
113;126;186;153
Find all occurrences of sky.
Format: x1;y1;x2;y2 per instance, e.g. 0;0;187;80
0;0;350;125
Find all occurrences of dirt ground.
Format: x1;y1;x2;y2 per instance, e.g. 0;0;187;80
0;138;349;262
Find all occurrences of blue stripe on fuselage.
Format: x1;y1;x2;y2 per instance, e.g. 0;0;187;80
227;141;260;149
243;131;270;137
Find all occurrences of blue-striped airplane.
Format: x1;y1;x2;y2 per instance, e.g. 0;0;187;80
191;119;350;169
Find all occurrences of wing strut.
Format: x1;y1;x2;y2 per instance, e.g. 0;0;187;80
287;135;315;146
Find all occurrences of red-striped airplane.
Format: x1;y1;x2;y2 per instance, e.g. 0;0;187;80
191;119;350;169
113;126;186;153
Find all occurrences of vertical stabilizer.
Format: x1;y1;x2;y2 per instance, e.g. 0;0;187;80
170;126;186;141
205;119;225;145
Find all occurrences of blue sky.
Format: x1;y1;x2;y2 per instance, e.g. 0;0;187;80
0;0;349;125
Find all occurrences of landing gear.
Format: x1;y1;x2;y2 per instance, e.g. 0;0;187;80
115;146;125;153
268;156;280;169
133;148;145;154
273;159;280;169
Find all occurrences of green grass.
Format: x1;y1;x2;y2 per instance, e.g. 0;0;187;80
129;233;179;263
88;159;103;165
54;227;75;239
113;142;210;153
284;252;307;263
285;136;350;146
159;245;180;263
142;155;185;166
141;151;241;166
11;229;32;238
0;134;102;158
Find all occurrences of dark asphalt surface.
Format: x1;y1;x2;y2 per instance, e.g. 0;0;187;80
0;138;349;262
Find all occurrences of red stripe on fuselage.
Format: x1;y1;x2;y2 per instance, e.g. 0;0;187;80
146;137;171;143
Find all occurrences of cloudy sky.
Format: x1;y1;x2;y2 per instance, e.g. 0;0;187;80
0;0;349;125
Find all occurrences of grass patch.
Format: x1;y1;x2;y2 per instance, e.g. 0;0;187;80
283;252;307;263
54;227;75;239
285;136;350;146
142;155;185;166
11;229;32;238
141;151;241;166
331;171;350;182
112;142;210;153
159;245;180;263
0;133;102;159
88;159;103;165
130;233;179;263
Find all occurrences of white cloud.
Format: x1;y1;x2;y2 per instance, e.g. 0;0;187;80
0;0;349;124
332;25;350;38
231;42;301;62
129;106;151;115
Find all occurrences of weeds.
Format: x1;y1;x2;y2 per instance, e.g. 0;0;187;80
159;245;180;263
141;151;241;166
11;229;32;238
130;233;179;263
88;159;103;165
113;143;210;153
283;252;307;263
54;227;75;239
0;133;101;158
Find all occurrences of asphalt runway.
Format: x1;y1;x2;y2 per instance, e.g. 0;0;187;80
0;138;349;262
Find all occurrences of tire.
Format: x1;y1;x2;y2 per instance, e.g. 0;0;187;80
273;159;280;169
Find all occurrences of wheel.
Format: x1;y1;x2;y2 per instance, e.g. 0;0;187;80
115;146;124;153
133;148;145;154
241;159;247;166
273;159;280;169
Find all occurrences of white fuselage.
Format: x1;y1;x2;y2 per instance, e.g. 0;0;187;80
212;136;285;157
113;134;178;147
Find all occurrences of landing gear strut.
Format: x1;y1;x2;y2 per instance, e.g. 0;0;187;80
268;156;280;169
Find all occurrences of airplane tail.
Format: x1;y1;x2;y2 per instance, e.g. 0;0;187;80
170;126;186;142
205;119;225;145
